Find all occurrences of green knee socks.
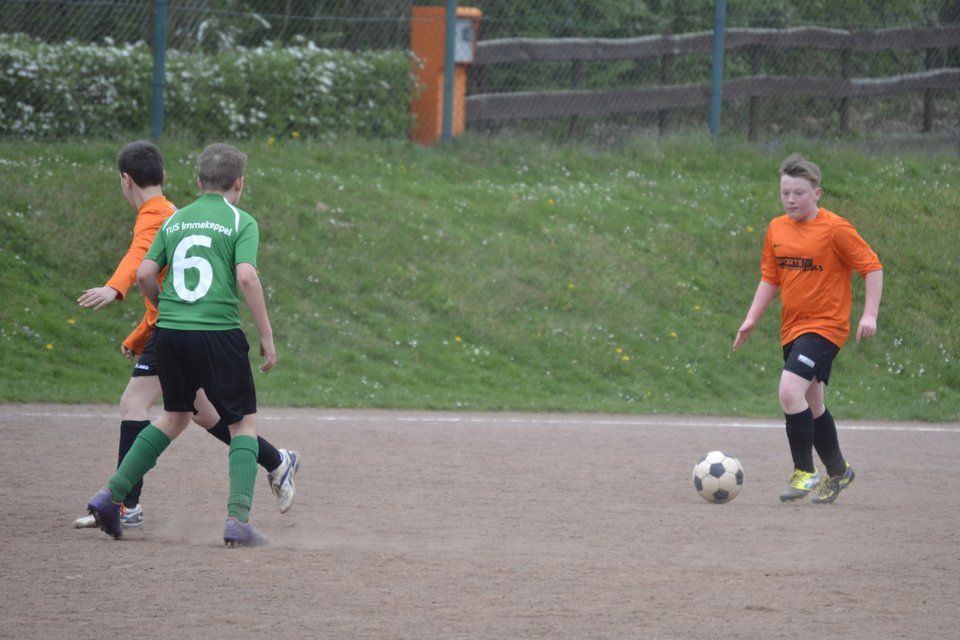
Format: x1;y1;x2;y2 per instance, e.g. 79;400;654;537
104;426;259;522
107;424;171;503
228;435;259;523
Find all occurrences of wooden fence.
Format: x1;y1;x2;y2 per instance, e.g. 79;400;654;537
466;25;960;138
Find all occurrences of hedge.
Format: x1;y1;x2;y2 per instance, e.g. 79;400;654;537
0;34;417;140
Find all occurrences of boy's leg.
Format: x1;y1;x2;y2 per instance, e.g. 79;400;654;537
106;423;173;502
87;414;188;539
779;407;822;502
75;375;159;528
784;407;816;471
117;359;165;506
75;418;149;528
779;370;817;472
223;417;268;547
118;375;163;508
107;412;190;499
227;433;259;522
204;418;283;471
193;388;281;470
194;389;300;513
210;329;269;546
812;407;847;477
811;407;856;504
117;420;150;510
778;370;820;502
807;383;848;477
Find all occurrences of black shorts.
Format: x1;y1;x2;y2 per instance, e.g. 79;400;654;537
782;333;840;384
153;327;258;424
130;332;158;377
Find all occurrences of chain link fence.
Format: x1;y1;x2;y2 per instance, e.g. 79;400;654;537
1;0;958;145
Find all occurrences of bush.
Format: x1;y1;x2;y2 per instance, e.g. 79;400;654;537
0;34;416;140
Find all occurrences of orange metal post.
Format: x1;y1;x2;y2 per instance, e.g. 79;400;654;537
410;6;481;145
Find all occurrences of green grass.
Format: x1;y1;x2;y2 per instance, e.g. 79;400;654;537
0;134;957;421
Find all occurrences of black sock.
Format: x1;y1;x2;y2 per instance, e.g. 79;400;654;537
813;408;846;477
206;419;283;472
118;420;150;509
206;418;232;446
784;408;815;472
256;437;282;473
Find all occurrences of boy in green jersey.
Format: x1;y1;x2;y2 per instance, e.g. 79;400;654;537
87;143;276;546
74;140;298;532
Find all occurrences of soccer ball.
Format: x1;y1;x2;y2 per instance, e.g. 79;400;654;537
692;451;744;503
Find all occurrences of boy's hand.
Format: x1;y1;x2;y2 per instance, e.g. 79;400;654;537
258;336;277;372
120;344;139;361
78;286;119;310
856;314;878;343
732;319;756;352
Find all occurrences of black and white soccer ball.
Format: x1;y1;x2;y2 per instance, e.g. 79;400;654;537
692;451;744;503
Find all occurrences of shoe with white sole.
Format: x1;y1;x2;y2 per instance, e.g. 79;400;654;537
74;513;97;528
779;467;821;502
267;449;300;514
74;503;143;529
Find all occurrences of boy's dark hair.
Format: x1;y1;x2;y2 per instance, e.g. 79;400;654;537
779;153;821;188
198;143;247;192
117;140;164;188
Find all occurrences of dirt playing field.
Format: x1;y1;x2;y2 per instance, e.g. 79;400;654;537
2;404;958;640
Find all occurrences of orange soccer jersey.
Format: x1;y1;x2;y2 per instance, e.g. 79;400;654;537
761;207;882;349
104;195;176;354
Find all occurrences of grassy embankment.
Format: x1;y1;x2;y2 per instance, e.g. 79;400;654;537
1;134;956;421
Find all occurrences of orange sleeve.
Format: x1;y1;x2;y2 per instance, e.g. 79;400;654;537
121;262;168;355
760;225;780;286
122;315;155;355
112;197;175;353
105;197;175;301
833;216;882;276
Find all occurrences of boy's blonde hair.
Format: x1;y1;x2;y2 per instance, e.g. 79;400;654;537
779;153;821;189
198;143;247;192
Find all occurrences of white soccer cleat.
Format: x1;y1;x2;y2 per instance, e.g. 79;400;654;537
267;449;301;514
74;514;97;528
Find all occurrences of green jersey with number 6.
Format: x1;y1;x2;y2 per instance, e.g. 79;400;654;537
146;193;259;330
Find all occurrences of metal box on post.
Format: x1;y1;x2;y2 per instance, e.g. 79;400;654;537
410;6;482;145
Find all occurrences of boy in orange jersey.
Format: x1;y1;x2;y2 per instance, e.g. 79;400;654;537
74;140;300;529
733;153;883;504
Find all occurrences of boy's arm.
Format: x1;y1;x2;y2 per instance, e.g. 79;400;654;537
855;269;883;342
733;280;779;351
136;259;162;308
236;262;276;372
78;213;164;310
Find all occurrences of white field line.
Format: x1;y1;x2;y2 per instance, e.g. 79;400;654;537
6;409;960;434
294;414;960;433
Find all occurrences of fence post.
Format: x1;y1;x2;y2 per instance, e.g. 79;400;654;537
568;59;583;136
708;0;727;138
747;45;762;141
659;30;673;135
923;47;940;132
441;0;458;143
839;48;852;133
150;0;168;141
